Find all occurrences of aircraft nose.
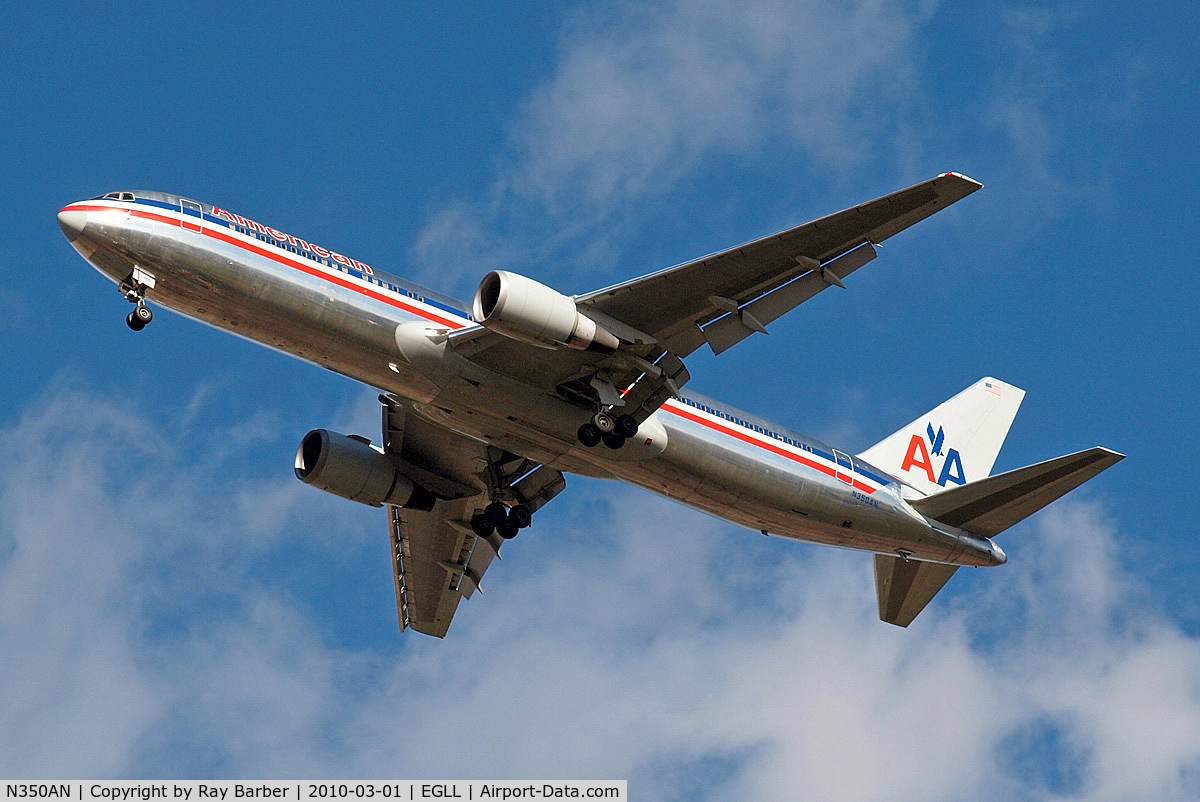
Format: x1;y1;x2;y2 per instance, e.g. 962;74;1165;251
58;208;88;242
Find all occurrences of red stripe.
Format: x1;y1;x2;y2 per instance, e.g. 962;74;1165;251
663;402;878;494
65;203;468;330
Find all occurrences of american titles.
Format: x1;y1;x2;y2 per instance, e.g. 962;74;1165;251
210;206;373;274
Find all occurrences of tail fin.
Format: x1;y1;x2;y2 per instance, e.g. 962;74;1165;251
877;446;1124;627
858;377;1026;496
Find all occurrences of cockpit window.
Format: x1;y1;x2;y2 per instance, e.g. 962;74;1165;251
94;192;136;201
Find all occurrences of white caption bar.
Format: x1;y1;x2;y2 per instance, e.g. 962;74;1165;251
2;783;627;802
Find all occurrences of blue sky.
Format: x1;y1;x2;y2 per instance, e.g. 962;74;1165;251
3;0;1200;797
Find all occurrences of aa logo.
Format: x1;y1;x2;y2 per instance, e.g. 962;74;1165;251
900;423;966;487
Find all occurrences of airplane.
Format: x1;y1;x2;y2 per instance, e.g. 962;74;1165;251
58;174;1123;636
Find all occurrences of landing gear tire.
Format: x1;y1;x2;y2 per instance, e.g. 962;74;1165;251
616;414;639;438
496;521;519;540
577;423;602;447
471;512;495;538
126;304;152;331
592;411;615;434
508;504;533;529
602;433;626;450
484;501;508;527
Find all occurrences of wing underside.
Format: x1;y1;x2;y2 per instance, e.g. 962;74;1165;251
380;395;565;637
388;496;500;637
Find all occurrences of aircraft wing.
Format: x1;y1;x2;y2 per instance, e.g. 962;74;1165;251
388;497;495;637
578;173;982;356
446;174;980;414
380;394;565;637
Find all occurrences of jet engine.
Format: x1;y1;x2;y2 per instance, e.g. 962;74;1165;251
294;429;435;510
472;271;620;353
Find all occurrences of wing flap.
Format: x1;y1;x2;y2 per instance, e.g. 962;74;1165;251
390;498;496;637
703;242;876;354
909;447;1125;538
874;555;959;627
379;395;565;638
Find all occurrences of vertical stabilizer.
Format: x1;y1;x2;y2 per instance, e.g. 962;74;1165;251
858;378;1025;496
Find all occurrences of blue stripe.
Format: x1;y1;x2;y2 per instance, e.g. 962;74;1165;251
677;397;892;488
128;197;473;321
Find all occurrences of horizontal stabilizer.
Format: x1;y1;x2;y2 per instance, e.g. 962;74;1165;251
874;555;958;627
909;447;1124;538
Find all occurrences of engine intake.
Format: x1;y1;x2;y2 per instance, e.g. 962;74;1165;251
472;271;619;353
295;429;435;510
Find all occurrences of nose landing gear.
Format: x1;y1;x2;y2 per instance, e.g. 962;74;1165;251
120;267;156;332
126;303;153;331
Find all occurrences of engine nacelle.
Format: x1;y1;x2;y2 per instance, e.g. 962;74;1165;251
294;429;435;510
472;271;620;353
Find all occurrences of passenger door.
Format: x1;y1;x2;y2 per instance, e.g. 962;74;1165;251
180;198;204;233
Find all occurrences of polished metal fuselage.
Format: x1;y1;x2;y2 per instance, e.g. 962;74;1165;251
59;194;1005;568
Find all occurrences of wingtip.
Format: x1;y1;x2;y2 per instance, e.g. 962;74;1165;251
939;171;983;187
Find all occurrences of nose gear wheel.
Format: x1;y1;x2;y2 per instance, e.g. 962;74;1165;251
126;303;153;331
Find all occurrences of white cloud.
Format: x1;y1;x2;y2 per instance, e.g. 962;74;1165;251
1;389;1195;797
509;0;923;207
410;0;933;290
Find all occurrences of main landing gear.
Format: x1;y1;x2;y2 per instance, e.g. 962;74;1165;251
467;448;557;541
577;409;638;449
470;501;533;540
